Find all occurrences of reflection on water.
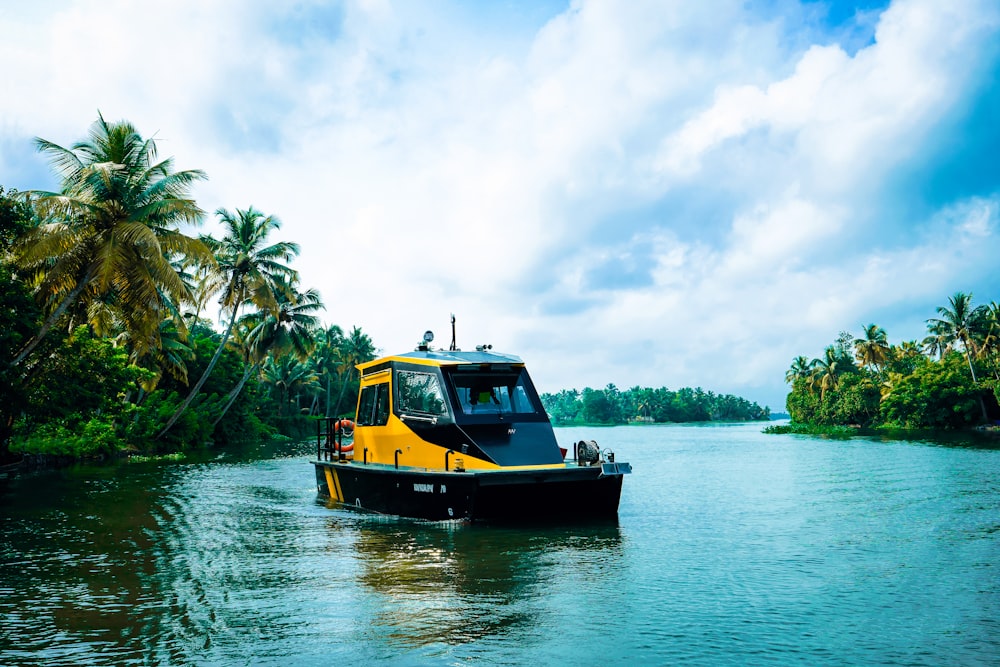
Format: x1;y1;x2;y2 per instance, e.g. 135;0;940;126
2;425;999;666
352;520;623;648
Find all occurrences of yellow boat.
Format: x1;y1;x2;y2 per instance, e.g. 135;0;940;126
313;327;631;522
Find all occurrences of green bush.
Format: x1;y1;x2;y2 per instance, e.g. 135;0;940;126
11;415;123;459
880;354;981;429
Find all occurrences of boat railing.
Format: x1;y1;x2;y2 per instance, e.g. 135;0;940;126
317;417;353;462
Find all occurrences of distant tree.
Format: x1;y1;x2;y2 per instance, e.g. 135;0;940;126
582;387;614;424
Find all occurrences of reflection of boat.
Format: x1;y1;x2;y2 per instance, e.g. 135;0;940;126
313;325;631;522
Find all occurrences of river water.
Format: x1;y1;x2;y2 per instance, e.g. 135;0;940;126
2;423;999;666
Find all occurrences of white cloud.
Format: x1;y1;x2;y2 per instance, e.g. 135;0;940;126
1;0;999;410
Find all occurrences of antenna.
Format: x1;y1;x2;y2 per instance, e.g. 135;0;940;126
449;313;457;351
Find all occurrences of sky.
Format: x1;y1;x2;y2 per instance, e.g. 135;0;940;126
1;0;999;411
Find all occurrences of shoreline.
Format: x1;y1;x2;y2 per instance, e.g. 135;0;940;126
764;422;1000;443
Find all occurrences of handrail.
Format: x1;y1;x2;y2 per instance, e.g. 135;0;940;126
445;449;455;471
399;413;438;424
394;449;403;469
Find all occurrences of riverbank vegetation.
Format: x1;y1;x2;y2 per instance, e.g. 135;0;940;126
0;115;376;465
780;293;1000;433
541;385;769;425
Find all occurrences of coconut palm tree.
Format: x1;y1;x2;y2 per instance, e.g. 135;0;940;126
785;356;811;384
982;301;1000;380
158;206;299;438
332;326;376;416
211;282;323;427
261;355;319;417
12;113;209;367
242;281;322;362
810;346;843;402
854;324;890;373
926;292;987;382
312;324;345;418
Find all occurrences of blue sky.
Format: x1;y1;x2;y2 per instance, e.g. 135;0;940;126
1;0;998;410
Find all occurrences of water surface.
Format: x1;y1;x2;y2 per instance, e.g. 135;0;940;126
2;424;998;665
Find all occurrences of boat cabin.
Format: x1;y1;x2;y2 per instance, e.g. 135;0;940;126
352;350;564;471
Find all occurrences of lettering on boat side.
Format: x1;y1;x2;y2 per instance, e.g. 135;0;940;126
414;483;434;493
440;485;446;493
508;428;516;435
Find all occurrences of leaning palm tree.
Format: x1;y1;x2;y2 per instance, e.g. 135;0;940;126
926;292;987;382
854;324;890;373
211;283;322;427
12;113;209;367
157;205;299;438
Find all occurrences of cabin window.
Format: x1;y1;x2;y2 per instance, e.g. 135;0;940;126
396;370;448;416
357;382;390;426
450;370;541;415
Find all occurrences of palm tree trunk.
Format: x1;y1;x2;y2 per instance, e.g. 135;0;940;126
333;369;353;417
211;362;259;429
12;271;93;367
324;373;331;418
158;306;239;439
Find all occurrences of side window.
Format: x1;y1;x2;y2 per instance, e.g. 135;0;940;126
396;370;448;416
357;383;390;426
356;385;377;426
373;383;390;425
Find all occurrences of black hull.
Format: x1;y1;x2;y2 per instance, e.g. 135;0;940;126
314;461;629;522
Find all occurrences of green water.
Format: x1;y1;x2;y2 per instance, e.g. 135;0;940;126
2;423;998;665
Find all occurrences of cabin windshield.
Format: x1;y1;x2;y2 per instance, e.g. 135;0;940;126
447;368;542;416
395;370;449;417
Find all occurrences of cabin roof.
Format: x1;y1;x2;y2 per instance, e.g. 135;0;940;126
358;349;523;371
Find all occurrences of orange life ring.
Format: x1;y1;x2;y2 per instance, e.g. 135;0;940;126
322;437;354;452
334;419;355;436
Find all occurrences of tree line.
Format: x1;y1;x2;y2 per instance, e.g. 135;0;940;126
540;384;770;425
782;292;1000;430
0;114;376;464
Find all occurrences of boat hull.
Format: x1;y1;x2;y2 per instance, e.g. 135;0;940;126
314;460;630;522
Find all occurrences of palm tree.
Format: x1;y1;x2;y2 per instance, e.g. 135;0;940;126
12;113;209;367
921;320;952;360
243;282;322;362
130;312;194;393
158;206;299;438
810;346;843;402
785;356;811;384
332;326;376;416
261;355;319;417
982;302;1000;380
926;292;987;382
854;324;890;373
212;282;322;427
312;324;345;418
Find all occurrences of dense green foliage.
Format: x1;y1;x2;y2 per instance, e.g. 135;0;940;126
541;384;769;425
783;293;1000;431
0;117;376;464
